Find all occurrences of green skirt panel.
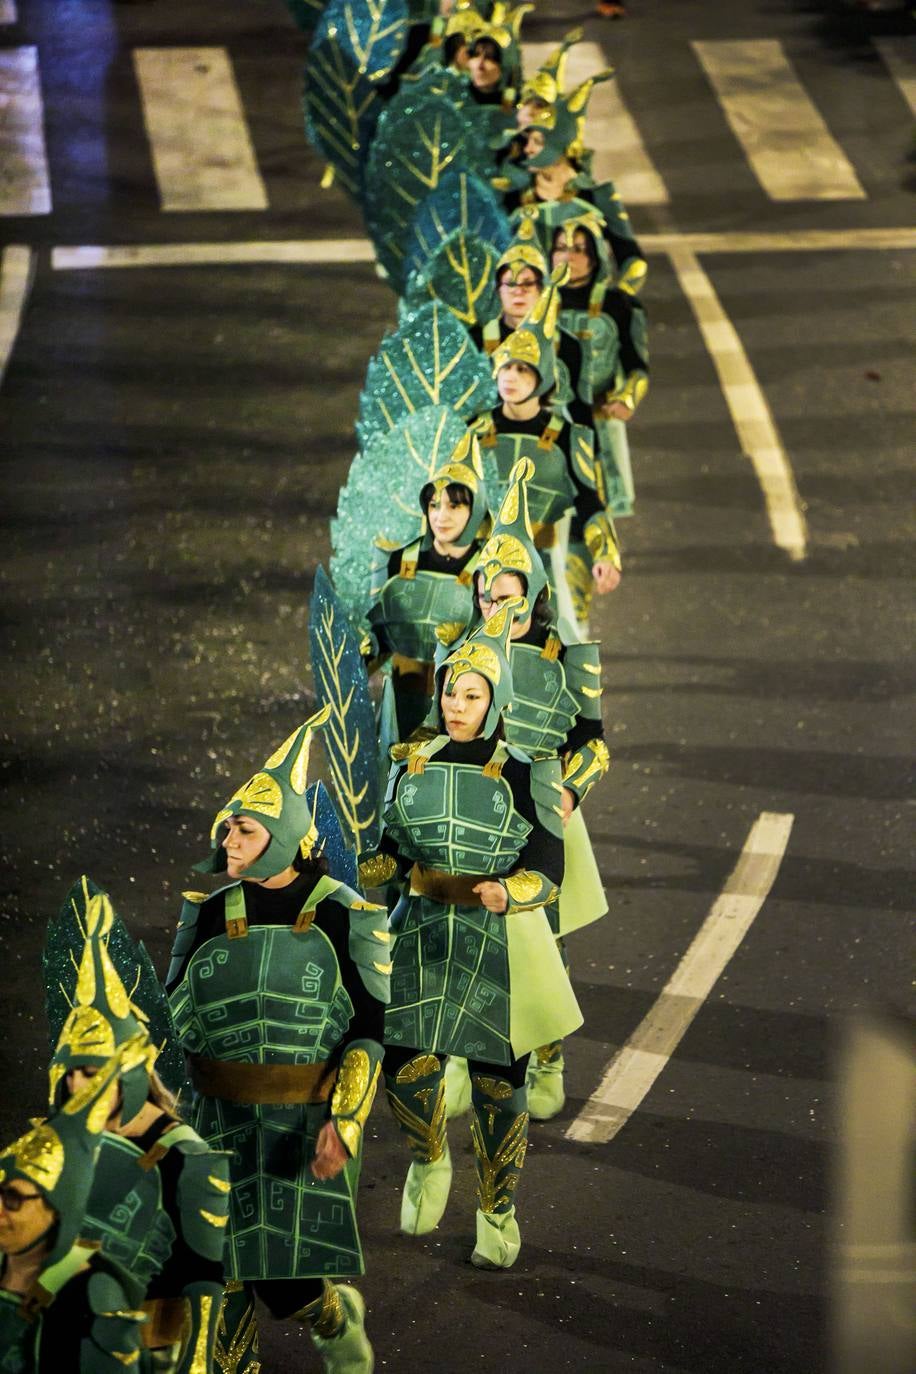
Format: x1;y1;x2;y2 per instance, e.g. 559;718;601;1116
555;807;608;937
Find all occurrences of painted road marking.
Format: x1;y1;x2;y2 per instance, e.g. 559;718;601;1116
0;47;51;216
0;244;35;386
49;226;916;272
523;40;669;205
693;39;866;201
668;245;808;561
567;811;795;1145
873;36;916;117
133;47;268;212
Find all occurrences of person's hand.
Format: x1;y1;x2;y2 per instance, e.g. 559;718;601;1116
310;1121;349;1180
592;561;621;594
473;880;509;913
560;787;576;826
600;399;634;422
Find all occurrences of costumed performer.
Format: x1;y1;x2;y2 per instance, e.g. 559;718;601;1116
166;706;389;1374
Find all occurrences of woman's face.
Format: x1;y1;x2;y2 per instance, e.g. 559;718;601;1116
497;360;539;405
497;269;541;323
0;1182;56;1257
440;672;491;742
427;490;471;548
523;127;547;160
477;572;531;639
65;1065;122;1126
222;814;271;878
552;229;594;286
468;45;501;92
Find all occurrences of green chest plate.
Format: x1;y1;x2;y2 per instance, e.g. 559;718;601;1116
0;1293;30;1373
481;431;575;529
170;926;354;1064
384;761;530;874
370;567;475;661
560;308;620;393
81;1135;174;1285
504;645;579;755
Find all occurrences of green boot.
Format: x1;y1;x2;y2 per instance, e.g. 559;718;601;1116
469;1073;529;1269
309;1285;374;1374
385;1054;451;1235
444;1055;472;1118
527;1043;565;1121
471;1205;522;1270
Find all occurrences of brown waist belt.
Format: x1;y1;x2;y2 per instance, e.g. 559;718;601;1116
409;864;493;906
391;655;435;694
531;523;556;550
142;1297;187;1349
189;1055;338;1105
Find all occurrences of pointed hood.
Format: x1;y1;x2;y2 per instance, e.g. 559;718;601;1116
492;262;568;396
198;705;332;879
436;593;523;738
47;880;158;1128
1;1035;149;1265
519;26;582;109
521;52;615;169
420;429;490;546
523;198;614;287
466;2;533;100
493;208;547;286
476;456;548;615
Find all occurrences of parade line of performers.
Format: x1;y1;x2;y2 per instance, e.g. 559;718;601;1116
0;5;651;1372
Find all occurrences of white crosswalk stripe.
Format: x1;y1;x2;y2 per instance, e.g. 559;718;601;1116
522;40;670;205
0;2;18;25
133;47;268;212
693;39;866;201
873;36;916;117
0;47;51;216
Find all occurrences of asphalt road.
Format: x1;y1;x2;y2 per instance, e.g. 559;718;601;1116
1;1;914;1371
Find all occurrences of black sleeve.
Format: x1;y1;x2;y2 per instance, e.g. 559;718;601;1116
314;901;387;1050
603;290;649;377
500;756;565;889
564;714;606;757
145;1149;224;1299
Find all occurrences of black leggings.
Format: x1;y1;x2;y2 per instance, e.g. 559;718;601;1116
248;1277;325;1320
384;1044;530;1089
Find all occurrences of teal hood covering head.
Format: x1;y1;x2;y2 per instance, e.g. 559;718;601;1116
0;1035;148;1265
47;881;158;1128
420;429;490;547
465;1;533;101
475;455;548;616
198;704;332;880
519;199;614;287
435;593;522;738
492;262;569;397
493;208;547;285
519;37;615;170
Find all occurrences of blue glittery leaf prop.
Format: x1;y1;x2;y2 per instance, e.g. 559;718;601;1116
306;780;358;888
303;0;410;200
404;170;510;281
43;876;186;1096
356;300;494;451
331;404;468;618
364;76;500;288
283;0;330;34
403;227;502;327
309;565;382;855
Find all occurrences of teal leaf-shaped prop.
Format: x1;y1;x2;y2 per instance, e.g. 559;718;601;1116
404;227;501;327
405;170;510;280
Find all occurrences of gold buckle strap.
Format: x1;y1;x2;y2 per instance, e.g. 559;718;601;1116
409;864;490;906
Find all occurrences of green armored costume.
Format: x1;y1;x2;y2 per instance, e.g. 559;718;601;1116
44;879;229;1374
166;707;386;1374
474;264;621;629
363;606;581;1270
0;1042;149;1373
366;431;490;743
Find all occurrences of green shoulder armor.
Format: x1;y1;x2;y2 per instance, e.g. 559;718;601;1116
529;755;565;838
164;1124;231;1264
84;1262;145;1371
167;884;238;987
563;640;604;722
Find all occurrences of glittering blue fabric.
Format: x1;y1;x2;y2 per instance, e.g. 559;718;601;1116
307;781;359;889
403;227;501;328
331;404;468;618
356;301;494;451
404;169;510;280
303;0;410;200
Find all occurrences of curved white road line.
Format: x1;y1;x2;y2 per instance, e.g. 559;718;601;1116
0;244;35;387
667;245;808;562
567;811;795;1145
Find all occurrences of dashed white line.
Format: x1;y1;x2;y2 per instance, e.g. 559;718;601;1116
873;36;916;117
567;811;795;1145
668;245;808;562
0;46;51;216
0;2;19;25
0;244;35;386
693;39;866;201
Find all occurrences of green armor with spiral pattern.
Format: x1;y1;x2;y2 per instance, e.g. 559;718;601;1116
476;417;594;531
367;540;478;662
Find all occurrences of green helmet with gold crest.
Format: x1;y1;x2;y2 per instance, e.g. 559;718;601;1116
435;594;522;738
419;429;490;547
493;207;547;286
476;455;548;615
47;883;158;1128
519;30;614;170
492;262;569;397
1;1035;149;1265
197;704;331;880
464;2;533;100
